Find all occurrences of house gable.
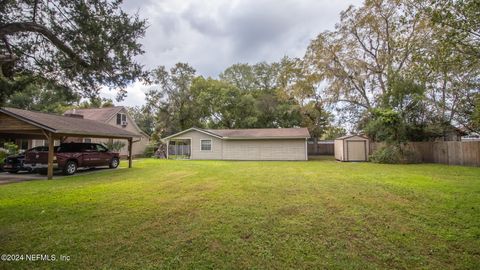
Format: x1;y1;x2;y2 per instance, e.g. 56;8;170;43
164;127;223;140
169;129;223;160
107;107;150;138
65;107;149;139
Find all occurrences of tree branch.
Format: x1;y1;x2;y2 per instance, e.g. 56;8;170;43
337;99;370;109
0;54;17;62
0;22;89;67
352;27;377;60
2;37;12;54
33;0;39;23
330;53;372;109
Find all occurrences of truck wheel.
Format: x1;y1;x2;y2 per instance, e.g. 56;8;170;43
63;161;77;175
109;158;119;169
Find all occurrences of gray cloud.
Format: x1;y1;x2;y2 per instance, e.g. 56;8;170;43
107;0;362;106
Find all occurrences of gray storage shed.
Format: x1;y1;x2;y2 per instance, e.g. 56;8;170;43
334;135;369;161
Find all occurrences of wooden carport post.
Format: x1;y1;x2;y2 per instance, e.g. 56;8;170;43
46;132;55;180
128;138;133;168
166;140;169;159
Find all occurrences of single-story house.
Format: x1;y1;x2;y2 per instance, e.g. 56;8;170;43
163;127;310;160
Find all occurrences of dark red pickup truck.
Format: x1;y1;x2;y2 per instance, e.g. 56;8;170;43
24;143;120;175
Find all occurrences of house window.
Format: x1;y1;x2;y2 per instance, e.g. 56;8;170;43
200;139;212;151
19;139;29;150
116;113;127;125
83;138;92;143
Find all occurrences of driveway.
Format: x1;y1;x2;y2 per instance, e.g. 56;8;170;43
0;171;46;185
0;167;120;185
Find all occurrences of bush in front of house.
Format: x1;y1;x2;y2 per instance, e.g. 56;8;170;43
143;144;157;158
0;148;8;171
103;141;126;153
3;142;19;155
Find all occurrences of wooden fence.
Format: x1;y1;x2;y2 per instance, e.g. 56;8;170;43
308;141;334;155
370;141;480;166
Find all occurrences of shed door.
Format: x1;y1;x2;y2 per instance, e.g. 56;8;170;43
346;141;367;161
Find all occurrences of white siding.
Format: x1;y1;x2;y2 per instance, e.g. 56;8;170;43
334;139;344;160
104;108;150;156
168;130;307;160
78;108;150;157
222;139;306;161
173;130;223;160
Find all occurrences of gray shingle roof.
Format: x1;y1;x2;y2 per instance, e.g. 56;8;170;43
1;107;139;139
206;128;310;138
63;106;123;123
164;127;310;140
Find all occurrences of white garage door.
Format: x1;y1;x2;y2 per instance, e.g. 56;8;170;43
346;141;367;161
223;139;306;160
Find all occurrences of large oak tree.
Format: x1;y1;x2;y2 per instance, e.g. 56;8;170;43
305;0;479;137
0;0;147;105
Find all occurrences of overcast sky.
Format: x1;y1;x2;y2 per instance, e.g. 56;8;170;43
101;0;362;106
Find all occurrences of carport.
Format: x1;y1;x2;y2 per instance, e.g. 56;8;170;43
0;107;139;179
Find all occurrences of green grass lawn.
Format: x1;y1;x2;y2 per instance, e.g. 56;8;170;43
0;158;479;269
